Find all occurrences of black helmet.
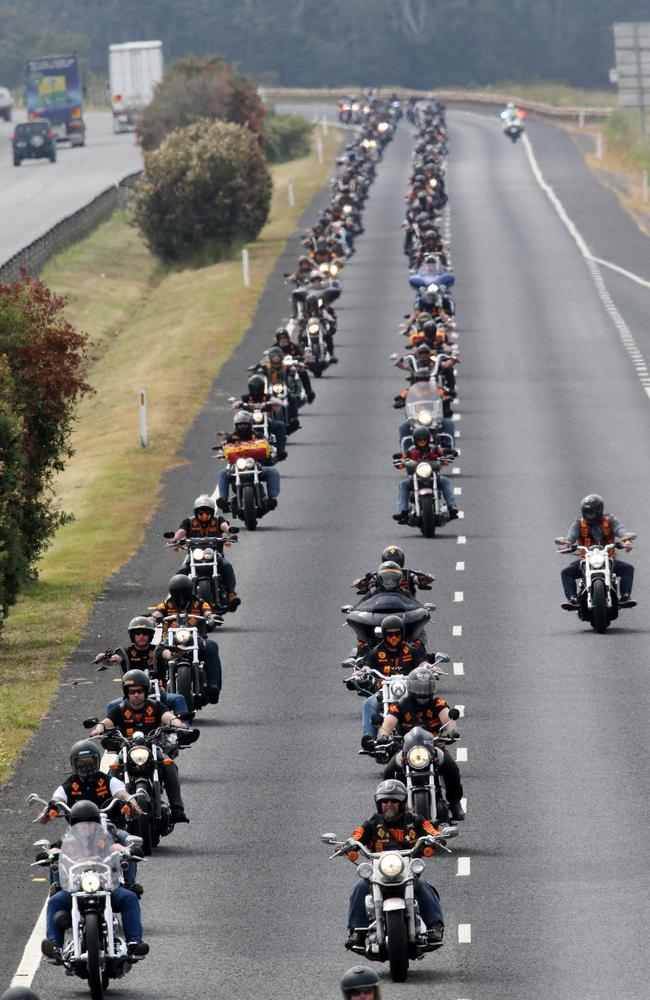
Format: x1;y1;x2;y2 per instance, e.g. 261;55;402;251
122;669;150;697
268;346;283;365
377;560;402;591
413;426;431;447
275;327;291;345
381;615;404;640
581;494;604;522
247;375;266;401
168;573;193;610
374;778;407;811
340;966;381;998
381;544;404;567
407;667;437;705
316;236;328;251
69;740;101;779
416;311;433;327
69;800;101;826
233;409;253;440
298;254;311;270
128;616;155;642
1;990;43;1000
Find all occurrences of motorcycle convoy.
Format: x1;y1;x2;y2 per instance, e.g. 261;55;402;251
20;90;638;999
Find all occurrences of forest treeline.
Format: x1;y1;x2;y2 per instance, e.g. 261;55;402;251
0;0;646;92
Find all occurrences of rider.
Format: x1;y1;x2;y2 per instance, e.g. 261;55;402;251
257;346;301;431
90;669;193;824
357;615;432;745
376;668;465;820
340;966;380;1000
393;425;458;524
352;544;434;598
216;410;280;512
239;373;289;458
344;779;445;949
560;494;635;608
274;327;315;403
172;494;241;611
500;101;523;126
41;800;149;963
151;574;223;701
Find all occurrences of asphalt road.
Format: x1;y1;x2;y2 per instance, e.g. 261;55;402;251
0;110;141;265
2;110;650;999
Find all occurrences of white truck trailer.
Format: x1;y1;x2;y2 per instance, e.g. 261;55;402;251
109;40;163;132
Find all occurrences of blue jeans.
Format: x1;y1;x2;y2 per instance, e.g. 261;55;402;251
47;886;143;946
561;559;634;600
397;475;454;512
362;693;382;736
107;692;188;716
218;468;280;499
348;879;443;929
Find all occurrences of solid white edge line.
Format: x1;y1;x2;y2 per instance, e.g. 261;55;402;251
591;254;650;291
11;899;47;988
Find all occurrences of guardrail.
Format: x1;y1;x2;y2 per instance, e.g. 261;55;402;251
0;171;142;284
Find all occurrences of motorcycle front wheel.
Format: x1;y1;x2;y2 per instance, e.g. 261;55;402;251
196;578;214;607
84;912;105;1000
176;663;194;710
386;909;409;982
242;484;258;531
591;578;609;633
412;788;432;821
137;809;153;856
420;496;436;538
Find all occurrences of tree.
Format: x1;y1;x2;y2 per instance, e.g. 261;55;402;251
134;119;272;263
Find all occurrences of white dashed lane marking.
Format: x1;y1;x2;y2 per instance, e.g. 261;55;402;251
456;747;468;763
454;704;465;717
452;625;462;636
457;535;466;544
453;662;464;675
454;591;464;602
455;561;464;570
457;856;471;876
458;924;472;943
453;486;462;495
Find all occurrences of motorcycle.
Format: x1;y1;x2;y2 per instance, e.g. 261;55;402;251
163;531;239;613
341;589;434;654
343;651;450;724
503;122;523;143
321;827;458;982
30;805;146;998
393;454;450;538
214;439;276;531
555;534;637;632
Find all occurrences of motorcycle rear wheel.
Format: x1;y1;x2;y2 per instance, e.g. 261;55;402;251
591;578;609;633
420;496;436;538
386;909;409;982
84;912;104;1000
176;663;194;711
242;484;258;531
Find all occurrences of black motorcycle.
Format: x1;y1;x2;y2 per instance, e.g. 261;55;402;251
341;589;433;653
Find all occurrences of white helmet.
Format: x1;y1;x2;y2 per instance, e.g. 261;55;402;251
193;494;216;516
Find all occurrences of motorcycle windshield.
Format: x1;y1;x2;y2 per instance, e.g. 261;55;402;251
58;822;122;891
405;383;443;422
353;591;423;614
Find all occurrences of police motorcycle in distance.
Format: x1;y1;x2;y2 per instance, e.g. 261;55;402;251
163;530;239;614
341;564;434;654
29;801;145;998
392;452;450;539
555;533;637;633
321;826;458;982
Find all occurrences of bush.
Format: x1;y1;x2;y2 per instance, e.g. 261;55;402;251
137;55;266;153
263;111;313;164
134;119;272;264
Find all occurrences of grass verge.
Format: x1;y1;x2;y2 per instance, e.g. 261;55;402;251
0;128;342;783
479;80;614;107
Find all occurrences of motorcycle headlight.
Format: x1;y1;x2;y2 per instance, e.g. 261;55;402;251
357;862;373;879
176;628;191;645
308;322;320;335
129;747;151;767
427;283;439;293
193;548;205;561
81;873;101;894
390;679;407;700
330;263;338;276
378;853;404;878
407;745;432;769
411;858;425;875
272;384;284;395
252;411;264;423
418;410;433;425
246;457;256;469
236;458;248;470
319;262;329;272
416;462;433;478
589;552;606;569
378;121;389;132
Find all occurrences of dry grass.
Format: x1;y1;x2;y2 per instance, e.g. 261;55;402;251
481;81;614;108
0;129;342;782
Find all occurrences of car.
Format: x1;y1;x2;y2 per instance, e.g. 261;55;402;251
0;85;13;122
12;119;57;166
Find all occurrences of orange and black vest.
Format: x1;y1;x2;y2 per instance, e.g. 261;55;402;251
188;516;221;539
365;641;420;681
122;643;156;672
387;696;448;735
578;516;614;548
155;597;211;636
62;772;112;805
351;811;438;851
110;699;166;739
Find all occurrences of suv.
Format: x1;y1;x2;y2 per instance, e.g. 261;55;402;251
0;86;12;121
12;119;56;166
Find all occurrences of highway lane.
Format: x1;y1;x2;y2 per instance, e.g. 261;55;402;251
2;108;650;999
0;111;141;265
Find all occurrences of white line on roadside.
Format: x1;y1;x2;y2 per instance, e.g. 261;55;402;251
456;561;465;570
456;747;468;762
452;625;462;636
591;254;650;291
454;591;464;602
457;856;471;876
457;535;466;544
453;661;464;675
10;900;47;988
458;923;472;943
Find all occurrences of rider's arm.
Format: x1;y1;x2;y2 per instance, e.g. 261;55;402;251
438;705;456;732
377;713;398;738
566;518;581;544
90;716;115;736
161;710;186;729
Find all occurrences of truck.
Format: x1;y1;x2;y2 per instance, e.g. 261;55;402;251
109;41;163;133
25;54;85;145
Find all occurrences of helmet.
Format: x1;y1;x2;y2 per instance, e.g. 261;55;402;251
381;615;404;643
1;990;43;1000
247;375;266;401
69;740;101;779
275;327;291;346
581;494;604;522
407;667;437;705
122;669;150;697
413;366;431;382
507;102;515;109
416;344;431;358
374;778;408;811
376;560;402;592
168;573;193;610
193;494;216;518
268;346;283;365
340;966;381;999
381;544;404;567
298;255;311;270
233;409;253;439
413;426;431;448
69;800;101;826
128;616;155;642
316;236;328;251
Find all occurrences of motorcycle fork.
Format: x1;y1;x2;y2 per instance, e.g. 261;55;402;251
373;885;386;946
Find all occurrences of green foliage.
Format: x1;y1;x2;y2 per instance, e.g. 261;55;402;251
605;110;650;172
263;111;313;163
137;54;266;152
134;119;272;264
0;277;91;627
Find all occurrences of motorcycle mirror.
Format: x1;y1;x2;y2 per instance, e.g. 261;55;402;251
177;711;194;722
423;602;436;611
229;526;240;534
440;825;459;839
554;536;569;545
389;353;398;361
126;834;144;848
434;652;450;663
448;708;460;720
83;717;99;729
392;452;402;460
624;532;637;541
163;530;175;539
228;396;237;404
320;833;338;844
33;839;50;849
27;793;44;805
340;604;352;613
